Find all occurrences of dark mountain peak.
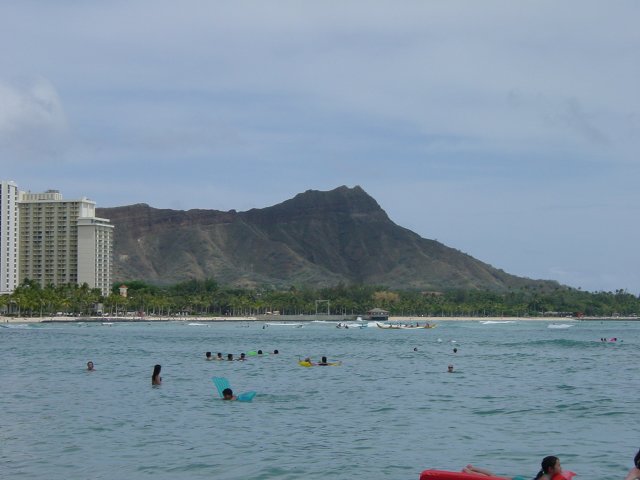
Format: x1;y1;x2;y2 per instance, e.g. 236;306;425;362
244;185;389;223
293;185;375;207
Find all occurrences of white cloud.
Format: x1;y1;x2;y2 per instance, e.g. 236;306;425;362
0;78;69;160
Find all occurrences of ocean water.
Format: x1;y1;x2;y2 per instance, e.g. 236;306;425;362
1;320;637;480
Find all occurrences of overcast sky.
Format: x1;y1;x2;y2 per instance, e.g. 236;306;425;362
1;1;639;293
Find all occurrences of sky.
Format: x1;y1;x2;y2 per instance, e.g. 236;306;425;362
1;1;639;293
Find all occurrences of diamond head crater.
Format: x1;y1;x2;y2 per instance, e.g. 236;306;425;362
98;185;555;292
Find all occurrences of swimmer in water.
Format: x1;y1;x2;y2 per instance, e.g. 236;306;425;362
413;347;418;351
462;456;569;480
257;350;263;355
624;449;640;480
152;364;162;385
273;349;279;354
206;351;212;360
227;353;234;361
453;347;458;353
303;357;315;365
87;361;94;371
222;388;237;401
318;356;329;366
216;352;223;360
237;353;247;361
447;364;454;373
534;456;563;480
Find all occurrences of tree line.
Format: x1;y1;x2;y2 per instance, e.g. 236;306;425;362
1;278;639;318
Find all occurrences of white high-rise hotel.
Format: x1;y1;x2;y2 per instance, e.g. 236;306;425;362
0;182;113;296
0;181;20;294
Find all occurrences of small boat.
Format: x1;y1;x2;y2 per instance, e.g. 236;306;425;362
400;323;436;329
376;322;401;329
376;322;436;329
339;322;367;329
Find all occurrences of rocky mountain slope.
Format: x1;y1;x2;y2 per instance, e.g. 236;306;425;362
97;186;556;291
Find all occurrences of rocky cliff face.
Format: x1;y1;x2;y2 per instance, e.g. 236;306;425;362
98;185;554;291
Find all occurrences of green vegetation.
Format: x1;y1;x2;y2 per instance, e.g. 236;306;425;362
0;280;103;317
1;279;639;318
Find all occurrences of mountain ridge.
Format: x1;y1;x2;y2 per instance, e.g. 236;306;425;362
97;185;557;291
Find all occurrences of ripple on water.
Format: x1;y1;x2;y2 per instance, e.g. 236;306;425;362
1;320;639;479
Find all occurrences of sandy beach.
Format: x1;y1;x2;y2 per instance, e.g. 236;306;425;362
1;315;636;324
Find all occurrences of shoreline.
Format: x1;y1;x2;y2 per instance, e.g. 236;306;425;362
1;315;638;324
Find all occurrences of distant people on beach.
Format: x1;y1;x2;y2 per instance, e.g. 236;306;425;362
152;364;162;385
227;353;234;361
624;449;640;480
206;352;212;360
222;388;237;401
86;361;94;371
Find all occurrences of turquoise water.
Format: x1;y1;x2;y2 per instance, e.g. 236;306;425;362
1;320;637;480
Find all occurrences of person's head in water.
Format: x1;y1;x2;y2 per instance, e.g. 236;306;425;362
257;350;263;355
634;449;640;469
222;388;235;400
152;364;162;385
206;351;212;360
447;364;454;373
227;353;233;361
273;349;279;354
453;348;458;353
239;353;246;360
413;347;418;352
87;361;94;371
319;356;328;365
534;456;560;479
